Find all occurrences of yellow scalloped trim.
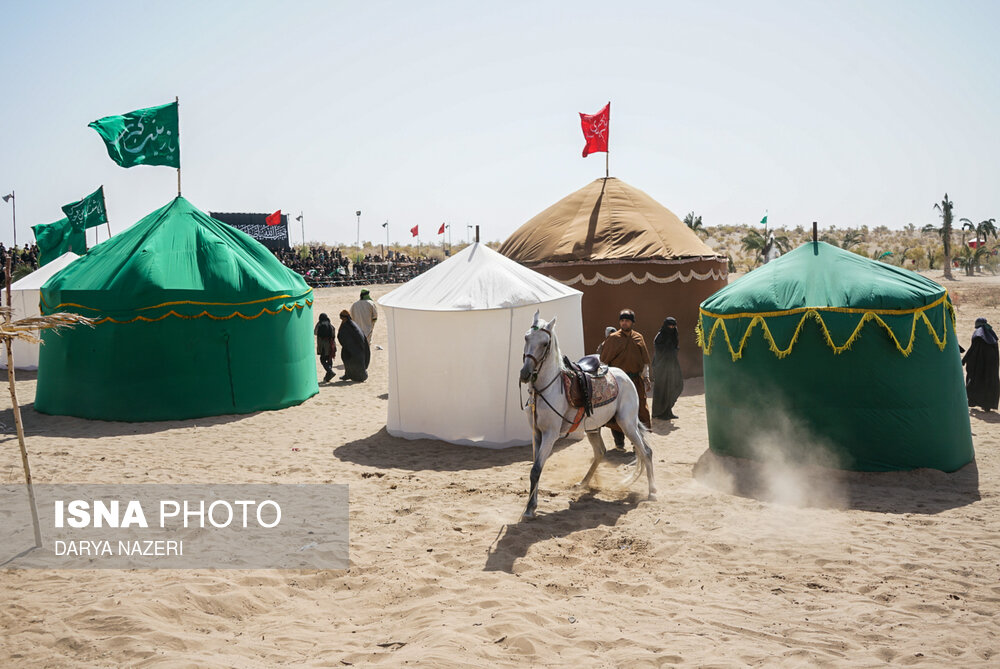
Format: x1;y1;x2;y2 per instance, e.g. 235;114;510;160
697;295;956;361
41;289;313;313
87;298;313;325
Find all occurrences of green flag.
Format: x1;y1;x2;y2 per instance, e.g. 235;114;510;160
61;186;108;230
31;218;87;267
88;101;179;168
760;213;768;225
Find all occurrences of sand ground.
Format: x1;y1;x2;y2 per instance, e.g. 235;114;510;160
1;271;999;667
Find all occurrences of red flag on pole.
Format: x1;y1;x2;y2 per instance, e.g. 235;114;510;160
410;225;419;237
579;102;610;157
438;223;445;235
265;210;282;226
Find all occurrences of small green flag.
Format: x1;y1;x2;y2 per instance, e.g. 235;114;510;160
61;186;108;230
31;218;87;267
88;101;179;168
760;213;768;225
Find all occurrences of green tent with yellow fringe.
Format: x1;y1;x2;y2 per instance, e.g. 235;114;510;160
35;197;317;421
698;241;973;472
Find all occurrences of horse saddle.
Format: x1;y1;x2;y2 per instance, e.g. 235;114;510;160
562;355;616;417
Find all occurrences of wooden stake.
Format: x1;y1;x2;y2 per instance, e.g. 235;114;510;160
4;255;41;547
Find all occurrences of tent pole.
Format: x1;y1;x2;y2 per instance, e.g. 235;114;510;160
175;96;182;197
4;255;41;548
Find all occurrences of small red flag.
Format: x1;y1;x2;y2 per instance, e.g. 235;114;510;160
410;225;419;237
265;210;282;226
438;223;445;235
579;102;610;157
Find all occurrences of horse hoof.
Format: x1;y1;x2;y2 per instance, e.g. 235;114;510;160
647;493;658;502
521;511;537;521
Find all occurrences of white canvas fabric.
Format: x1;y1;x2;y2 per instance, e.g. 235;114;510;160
1;252;80;370
379;244;584;447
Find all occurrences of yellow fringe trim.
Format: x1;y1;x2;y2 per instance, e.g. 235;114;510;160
41;289;313;314
86;299;313;325
697;294;956;361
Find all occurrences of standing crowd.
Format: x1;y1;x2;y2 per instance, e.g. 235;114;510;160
273;246;439;287
0;243;40;284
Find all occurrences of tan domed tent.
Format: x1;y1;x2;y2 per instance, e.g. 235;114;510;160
499;177;727;376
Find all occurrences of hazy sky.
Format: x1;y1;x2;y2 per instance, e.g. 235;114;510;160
2;1;998;248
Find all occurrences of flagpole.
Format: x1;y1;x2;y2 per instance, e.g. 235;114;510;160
606;151;609;179
6;190;15;248
175;96;181;197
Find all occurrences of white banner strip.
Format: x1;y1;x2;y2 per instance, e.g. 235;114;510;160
561;268;728;286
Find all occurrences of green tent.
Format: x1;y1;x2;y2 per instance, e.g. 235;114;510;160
35;197;317;421
698;241;973;472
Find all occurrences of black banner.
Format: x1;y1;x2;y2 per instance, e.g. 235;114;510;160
210;212;290;250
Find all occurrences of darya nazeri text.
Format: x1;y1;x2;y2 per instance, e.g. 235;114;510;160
54;540;183;556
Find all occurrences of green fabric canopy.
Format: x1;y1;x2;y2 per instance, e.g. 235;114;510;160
699;241;973;472
35;197;317;421
32;217;87;267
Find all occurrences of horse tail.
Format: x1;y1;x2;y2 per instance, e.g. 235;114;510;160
620;422;651;488
621;445;645;488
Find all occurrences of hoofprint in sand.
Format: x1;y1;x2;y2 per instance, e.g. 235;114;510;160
1;272;999;667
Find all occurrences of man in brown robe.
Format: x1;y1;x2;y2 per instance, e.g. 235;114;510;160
600;308;651;448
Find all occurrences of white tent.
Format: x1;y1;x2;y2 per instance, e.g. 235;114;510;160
379;243;584;447
1;252;80;370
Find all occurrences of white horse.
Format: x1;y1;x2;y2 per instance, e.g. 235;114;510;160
518;311;656;520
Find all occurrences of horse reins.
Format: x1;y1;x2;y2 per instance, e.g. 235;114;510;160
522;326;578;428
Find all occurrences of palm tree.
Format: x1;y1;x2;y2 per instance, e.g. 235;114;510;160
932;194;955;280
840;229;865;250
683;212;705;236
742;228;790;267
959;217;998;249
741;229;767;267
979;218;998;245
924;244;940;269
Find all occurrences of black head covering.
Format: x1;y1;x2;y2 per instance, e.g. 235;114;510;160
318;312;330;322
973;317;998;346
655;316;679;350
619;309;635;322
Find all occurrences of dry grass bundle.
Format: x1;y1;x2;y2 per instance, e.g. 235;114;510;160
0;307;94;344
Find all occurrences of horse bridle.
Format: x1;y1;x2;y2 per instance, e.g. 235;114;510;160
522;325;578;429
523;325;554;385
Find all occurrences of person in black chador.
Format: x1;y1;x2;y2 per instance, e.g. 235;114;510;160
962;317;999;412
314;313;337;383
651;316;684;419
338;310;371;382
